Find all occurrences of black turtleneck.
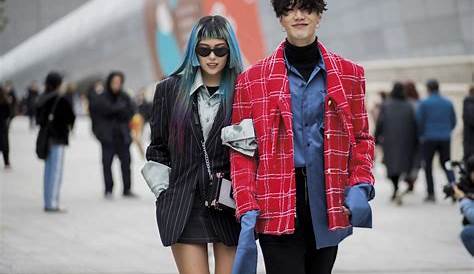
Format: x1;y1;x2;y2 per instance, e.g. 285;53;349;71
284;38;321;82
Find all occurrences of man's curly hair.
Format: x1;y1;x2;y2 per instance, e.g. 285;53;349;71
271;0;327;17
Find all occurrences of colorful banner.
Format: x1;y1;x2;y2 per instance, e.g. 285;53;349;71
145;0;266;79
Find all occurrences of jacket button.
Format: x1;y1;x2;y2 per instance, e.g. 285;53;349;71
328;100;332;106
326;134;330;140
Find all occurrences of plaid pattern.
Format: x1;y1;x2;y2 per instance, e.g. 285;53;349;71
230;41;375;234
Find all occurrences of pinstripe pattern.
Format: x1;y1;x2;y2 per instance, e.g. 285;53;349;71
146;76;240;247
230;41;375;234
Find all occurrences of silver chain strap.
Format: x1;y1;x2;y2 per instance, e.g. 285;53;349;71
201;140;213;180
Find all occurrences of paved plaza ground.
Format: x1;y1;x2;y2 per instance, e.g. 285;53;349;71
1;117;472;274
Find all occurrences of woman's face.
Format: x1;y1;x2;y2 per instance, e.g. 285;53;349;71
196;38;229;78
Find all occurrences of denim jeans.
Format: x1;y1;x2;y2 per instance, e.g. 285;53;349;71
44;144;65;209
461;225;474;256
422;140;455;196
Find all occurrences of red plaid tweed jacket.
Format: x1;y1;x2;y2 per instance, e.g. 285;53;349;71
230;41;375;234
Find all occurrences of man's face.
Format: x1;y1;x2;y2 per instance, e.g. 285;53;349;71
279;6;321;46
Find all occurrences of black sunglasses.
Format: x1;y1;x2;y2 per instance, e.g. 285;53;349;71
195;46;229;57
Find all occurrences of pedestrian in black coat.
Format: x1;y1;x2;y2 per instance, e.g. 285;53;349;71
0;86;12;168
376;82;418;204
90;71;136;198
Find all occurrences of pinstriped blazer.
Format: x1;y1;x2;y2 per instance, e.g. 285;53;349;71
146;75;240;247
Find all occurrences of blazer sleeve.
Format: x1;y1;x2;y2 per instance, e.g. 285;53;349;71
145;79;172;166
348;65;375;186
230;73;260;220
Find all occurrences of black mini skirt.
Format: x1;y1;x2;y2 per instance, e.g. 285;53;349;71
177;187;239;246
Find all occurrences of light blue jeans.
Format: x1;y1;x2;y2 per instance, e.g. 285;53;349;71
43;144;65;209
461;225;474;256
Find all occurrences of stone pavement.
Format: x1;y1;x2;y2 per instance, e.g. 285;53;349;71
0;117;472;274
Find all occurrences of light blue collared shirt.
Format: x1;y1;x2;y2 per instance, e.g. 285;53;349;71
190;70;222;141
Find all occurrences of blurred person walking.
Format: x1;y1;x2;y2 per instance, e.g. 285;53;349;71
463;86;474;160
4;80;18;119
0;85;12;169
370;91;387;132
64;83;76;111
130;89;152;158
35;72;75;212
3;81;17;157
375;82;418;204
145;16;242;274
92;71;135;199
403;81;421;192
417;79;456;202
25;81;40;129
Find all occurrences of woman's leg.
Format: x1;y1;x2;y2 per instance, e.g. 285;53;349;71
43;145;64;209
171;243;210;274
213;243;236;274
389;175;402;205
389;175;400;200
43;147;54;209
50;145;65;209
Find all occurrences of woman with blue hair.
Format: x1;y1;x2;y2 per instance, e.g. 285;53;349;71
145;15;243;274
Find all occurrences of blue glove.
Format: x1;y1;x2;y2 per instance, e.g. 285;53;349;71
232;210;259;274
344;184;375;228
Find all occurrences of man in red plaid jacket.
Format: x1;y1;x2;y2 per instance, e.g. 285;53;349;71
230;1;375;273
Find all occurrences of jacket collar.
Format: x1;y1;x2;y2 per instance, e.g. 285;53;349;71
190;69;221;97
190;70;204;96
267;40;355;145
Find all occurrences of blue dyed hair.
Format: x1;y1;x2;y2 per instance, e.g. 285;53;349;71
169;15;243;148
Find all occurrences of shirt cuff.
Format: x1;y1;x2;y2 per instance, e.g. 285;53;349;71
344;183;375;228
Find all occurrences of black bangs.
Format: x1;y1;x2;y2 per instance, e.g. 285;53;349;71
197;15;228;41
271;0;327;17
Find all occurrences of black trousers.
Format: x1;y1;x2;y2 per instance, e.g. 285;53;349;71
0;126;10;166
259;168;338;274
422;140;455;195
100;141;131;194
